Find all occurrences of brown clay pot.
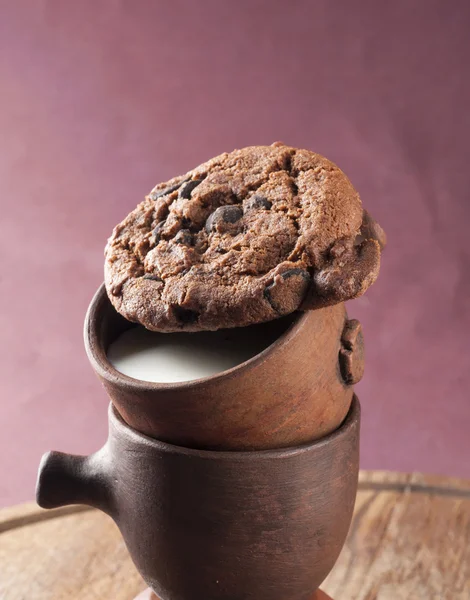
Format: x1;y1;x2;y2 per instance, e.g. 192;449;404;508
85;284;363;450
37;398;360;600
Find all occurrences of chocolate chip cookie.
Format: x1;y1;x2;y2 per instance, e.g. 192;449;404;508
105;143;385;332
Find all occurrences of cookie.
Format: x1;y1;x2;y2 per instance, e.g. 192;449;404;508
105;143;385;332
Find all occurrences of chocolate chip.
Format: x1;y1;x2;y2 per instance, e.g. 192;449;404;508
205;205;243;233
150;179;188;201
245;195;272;210
174;229;193;246
179;179;203;199
280;268;311;282
181;216;192;229
306;239;381;309
173;306;199;324
205;214;214;233
264;268;311;314
152;221;166;243
143;274;162;281
222;205;243;223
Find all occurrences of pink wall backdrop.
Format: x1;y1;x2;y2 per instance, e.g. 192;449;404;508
1;0;469;507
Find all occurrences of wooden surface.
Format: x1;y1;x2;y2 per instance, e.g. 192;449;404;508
1;471;469;600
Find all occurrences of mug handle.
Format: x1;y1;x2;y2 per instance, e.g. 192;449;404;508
36;446;114;516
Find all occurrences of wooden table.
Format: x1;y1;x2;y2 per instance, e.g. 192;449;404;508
1;472;469;600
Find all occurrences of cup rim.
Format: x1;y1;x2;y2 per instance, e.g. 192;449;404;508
84;283;313;392
108;396;360;459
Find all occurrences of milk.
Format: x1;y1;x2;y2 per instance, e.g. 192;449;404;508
107;318;294;383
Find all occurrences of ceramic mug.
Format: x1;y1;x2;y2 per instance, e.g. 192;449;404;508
37;398;360;600
84;284;363;450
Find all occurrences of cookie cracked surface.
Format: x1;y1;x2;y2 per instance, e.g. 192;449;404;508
105;143;385;332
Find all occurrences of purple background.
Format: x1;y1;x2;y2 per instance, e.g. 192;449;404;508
1;0;469;507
